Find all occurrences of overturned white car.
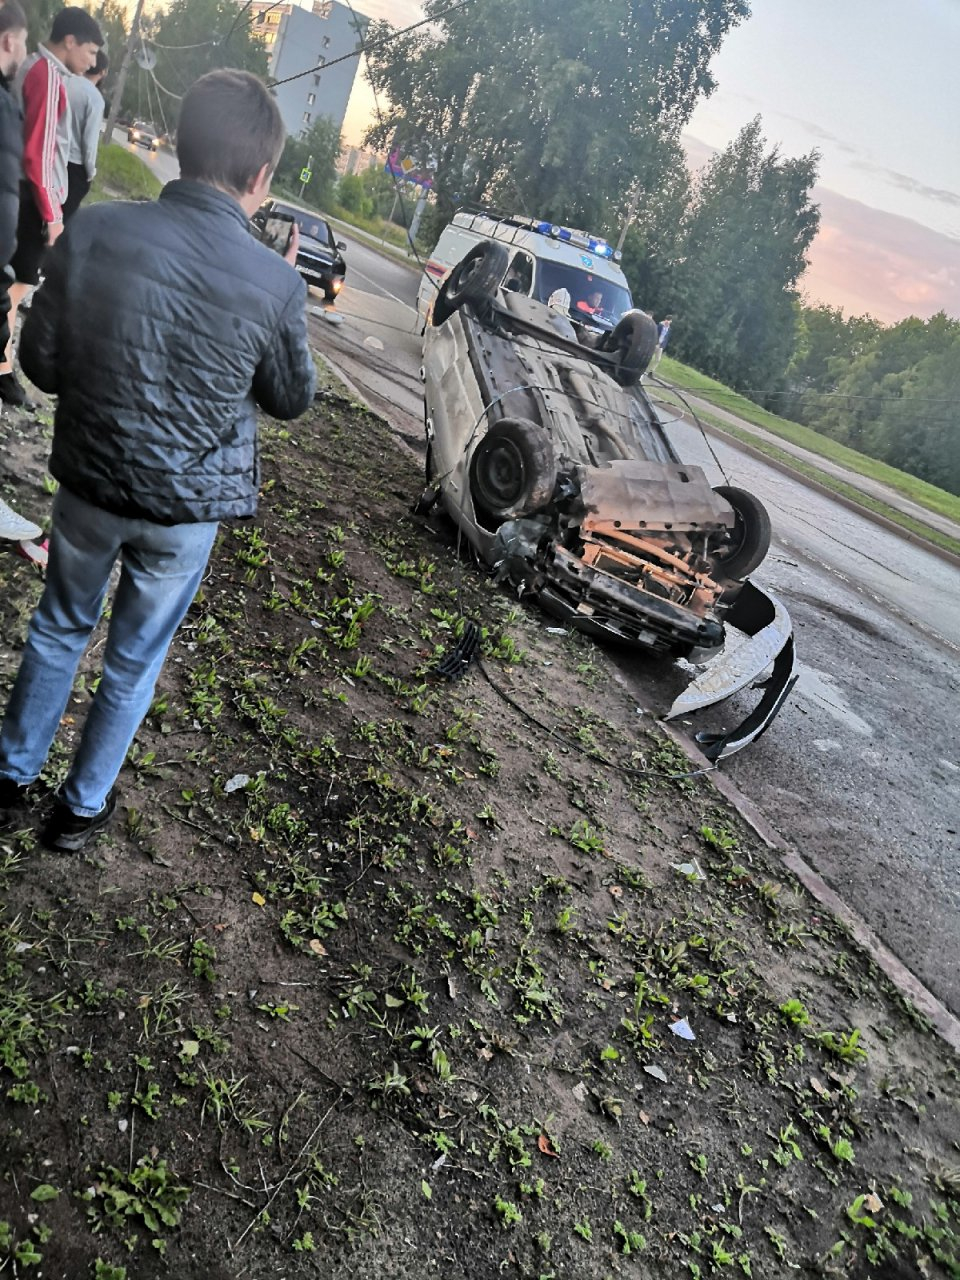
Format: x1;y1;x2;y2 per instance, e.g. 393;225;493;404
418;241;797;759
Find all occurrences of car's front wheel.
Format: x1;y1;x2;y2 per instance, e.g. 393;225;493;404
436;241;510;322
711;485;772;581
469;417;557;523
600;310;659;386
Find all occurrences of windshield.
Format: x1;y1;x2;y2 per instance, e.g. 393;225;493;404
534;262;633;325
274;207;332;246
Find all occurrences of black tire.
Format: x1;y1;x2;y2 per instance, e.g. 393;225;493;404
712;485;772;581
444;241;510;311
430;280;455;327
469;417;557;523
600;310;659;386
324;288;337;304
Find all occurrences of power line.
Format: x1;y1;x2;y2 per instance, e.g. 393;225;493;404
268;0;473;89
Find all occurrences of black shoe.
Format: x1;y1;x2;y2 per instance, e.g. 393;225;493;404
41;788;118;852
0;777;29;828
0;371;27;407
0;777;28;809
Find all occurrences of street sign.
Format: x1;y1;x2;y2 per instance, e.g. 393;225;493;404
299;168;312;184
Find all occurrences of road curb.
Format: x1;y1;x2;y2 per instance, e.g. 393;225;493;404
658;719;960;1056
687;412;960;571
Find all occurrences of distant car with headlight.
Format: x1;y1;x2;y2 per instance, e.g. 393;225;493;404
418;240;798;760
127;120;161;152
252;199;347;303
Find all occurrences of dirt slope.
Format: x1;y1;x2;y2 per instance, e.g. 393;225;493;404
0;391;957;1279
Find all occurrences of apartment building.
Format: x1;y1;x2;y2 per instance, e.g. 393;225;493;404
250;0;369;139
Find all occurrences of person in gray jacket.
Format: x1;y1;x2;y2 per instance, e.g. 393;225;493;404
62;47;107;221
0;68;316;850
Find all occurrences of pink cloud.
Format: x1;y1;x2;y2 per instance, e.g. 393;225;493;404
681;134;960;323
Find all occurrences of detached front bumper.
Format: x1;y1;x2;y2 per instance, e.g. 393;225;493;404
663;580;798;760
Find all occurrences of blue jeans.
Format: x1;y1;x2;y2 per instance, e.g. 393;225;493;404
0;487;218;816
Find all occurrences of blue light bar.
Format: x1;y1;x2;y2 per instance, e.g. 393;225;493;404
530;217;620;262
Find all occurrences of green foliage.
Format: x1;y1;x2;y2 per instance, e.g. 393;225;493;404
90;144;163;205
273;117;342;210
337;173;368;216
795;312;960;496
364;0;748;231
660;117;820;391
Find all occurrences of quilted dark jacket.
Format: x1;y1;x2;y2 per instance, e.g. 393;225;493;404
0;71;23;355
20;179;316;524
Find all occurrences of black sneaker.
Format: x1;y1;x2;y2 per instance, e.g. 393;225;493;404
0;371;27;407
41;788;118;852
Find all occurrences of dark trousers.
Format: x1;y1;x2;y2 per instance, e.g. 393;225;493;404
62;164;92;223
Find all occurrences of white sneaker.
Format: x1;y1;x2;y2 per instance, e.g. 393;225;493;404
0;497;42;541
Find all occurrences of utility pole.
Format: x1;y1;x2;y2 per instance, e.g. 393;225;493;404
102;0;148;145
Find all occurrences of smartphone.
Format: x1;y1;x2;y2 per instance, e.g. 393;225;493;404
254;212;296;256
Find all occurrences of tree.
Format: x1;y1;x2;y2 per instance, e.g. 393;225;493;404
814;312;959;461
664;117;820;391
783;303;882;424
272;116;341;210
337;172;369;216
873;334;960;494
130;0;269;131
364;0;748;236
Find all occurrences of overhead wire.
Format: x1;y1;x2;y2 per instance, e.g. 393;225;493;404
268;0;473;90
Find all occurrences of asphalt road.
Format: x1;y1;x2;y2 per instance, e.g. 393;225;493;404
118;139;960;1016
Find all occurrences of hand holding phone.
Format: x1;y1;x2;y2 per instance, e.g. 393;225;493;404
255;212;296;257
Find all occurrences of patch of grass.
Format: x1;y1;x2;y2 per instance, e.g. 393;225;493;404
657;355;960;535
89;143;163;204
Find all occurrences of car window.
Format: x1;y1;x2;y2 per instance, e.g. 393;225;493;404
535;262;632;322
503;252;534;294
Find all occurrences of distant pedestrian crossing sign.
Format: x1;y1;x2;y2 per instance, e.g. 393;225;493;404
299;167;312;184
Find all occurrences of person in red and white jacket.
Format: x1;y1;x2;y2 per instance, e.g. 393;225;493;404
0;6;101;407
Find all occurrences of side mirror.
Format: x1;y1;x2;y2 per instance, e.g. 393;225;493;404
336;241;347;251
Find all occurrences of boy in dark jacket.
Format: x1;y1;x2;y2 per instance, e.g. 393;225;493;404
0;0;42;542
0;69;316;850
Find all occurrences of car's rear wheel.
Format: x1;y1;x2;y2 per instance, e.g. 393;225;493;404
600;310;659;386
469;417;557;523
442;241;510;314
711;485;771;581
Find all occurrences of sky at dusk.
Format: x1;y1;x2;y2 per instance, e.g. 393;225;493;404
339;0;959;322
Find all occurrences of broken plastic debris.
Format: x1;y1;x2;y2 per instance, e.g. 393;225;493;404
363;335;384;350
323;311;344;325
572;1081;590;1104
862;1193;884;1214
643;1064;668;1083
545;627;567;635
670;1018;696;1041
224;773;250;794
670;858;707;881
